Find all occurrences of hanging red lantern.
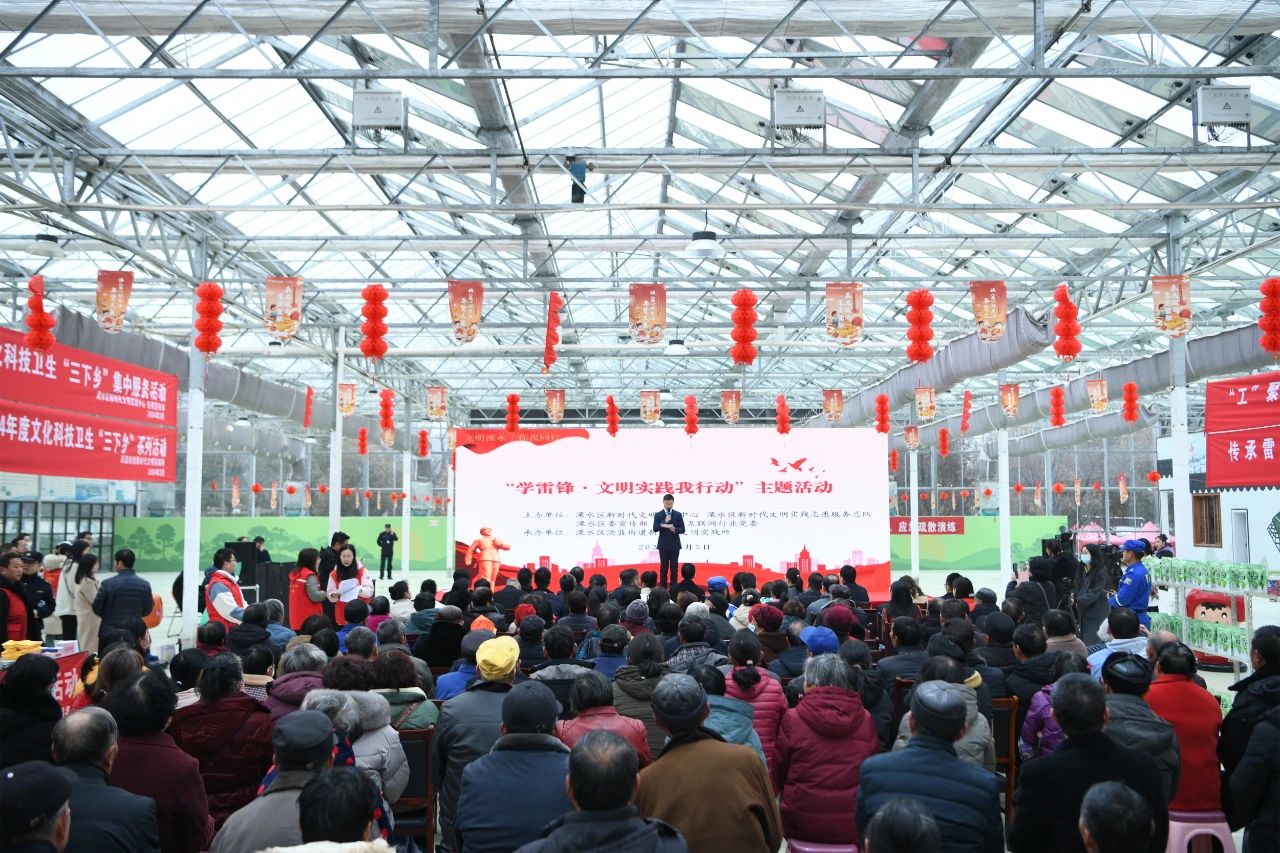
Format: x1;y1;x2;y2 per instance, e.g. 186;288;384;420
285;484;297;495
1122;382;1140;423
730;289;759;366
605;395;620;438
983;487;993;498
542;291;565;374
905;289;935;363
683;395;699;437
960;489;970;499
1052;482;1065;494
23;274;56;351
1052;284;1082;362
899;492;908;502
357;427;369;455
251;482;263;495
1092;480;1102;491
1013;483;1024;494
889;450;899;472
919;492;930;503
938;427;950;457
343;487;353;497
194;281;224;357
874;393;891;434
210;480;218;492
318;484;328;494
939;491;950;501
363;489;373;500
960;390;973;434
302;386;314;429
775;395;791;435
379;389;396;446
1049;386;1066;427
1146;470;1161;483
359;284;389;361
505;394;520;432
1260;278;1280;358
418;429;429;457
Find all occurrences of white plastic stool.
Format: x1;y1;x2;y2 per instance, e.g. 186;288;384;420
787;841;859;853
1165;810;1235;853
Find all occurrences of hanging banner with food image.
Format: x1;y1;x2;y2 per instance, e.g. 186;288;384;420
545;389;566;424
263;276;304;342
825;282;864;346
969;280;1008;342
448;280;484;343
823;389;844;423
426;386;448;421
999;383;1021;418
915;386;937;422
337;382;358;416
628;283;666;344
1151;274;1192;338
721;390;742;425
95;271;133;333
641;390;662;424
1087;378;1109;412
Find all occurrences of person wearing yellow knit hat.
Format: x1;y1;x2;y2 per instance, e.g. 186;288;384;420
433;634;520;852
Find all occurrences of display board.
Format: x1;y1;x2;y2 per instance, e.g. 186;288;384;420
889;515;1069;575
1205;369;1280;488
454;427;890;583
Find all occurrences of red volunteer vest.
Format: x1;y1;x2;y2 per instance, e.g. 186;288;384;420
288;568;323;631
205;569;246;628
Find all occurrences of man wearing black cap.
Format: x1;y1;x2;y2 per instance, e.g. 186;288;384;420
454;681;572;853
50;707;158;853
209;710;336;853
634;674;781;853
971;588;999;629
19;552;55;643
0;761;76;852
858;681;1003;853
975;613;1018;671
1099;653;1180;805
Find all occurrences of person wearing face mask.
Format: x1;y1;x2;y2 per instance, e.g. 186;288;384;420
1073;544;1110;646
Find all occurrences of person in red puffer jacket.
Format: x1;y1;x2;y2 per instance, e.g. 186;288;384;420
168;652;275;828
723;630;787;764
1145;641;1224;811
771;653;879;845
556;671;652;767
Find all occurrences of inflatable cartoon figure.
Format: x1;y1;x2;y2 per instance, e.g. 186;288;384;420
466;527;510;586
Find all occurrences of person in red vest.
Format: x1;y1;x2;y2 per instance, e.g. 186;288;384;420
0;551;29;641
205;548;246;629
288;548;326;631
325;544;372;627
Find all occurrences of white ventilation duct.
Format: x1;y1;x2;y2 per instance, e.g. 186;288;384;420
1007;405;1158;457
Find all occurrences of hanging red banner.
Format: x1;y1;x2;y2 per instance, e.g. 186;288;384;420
448;280;484;343
337;383;358;416
915;386;937;421
999;383;1021;418
426;386;448;421
545;389;566;424
1086;378;1108;413
628;283;666;344
263;276;304;342
1205;370;1280;432
969;280;1008;342
1151;274;1192;338
0;399;176;481
641;390;662;425
825;282;864;346
95;271;133;333
891;517;965;535
0;326;176;426
1205;370;1280;487
903;426;920;450
822;389;844;423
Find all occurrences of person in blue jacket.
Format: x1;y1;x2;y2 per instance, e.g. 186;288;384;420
1109;539;1152;628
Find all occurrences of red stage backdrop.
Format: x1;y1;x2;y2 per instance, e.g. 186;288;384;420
1204;370;1280;488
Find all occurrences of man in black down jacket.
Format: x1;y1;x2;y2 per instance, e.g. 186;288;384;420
1008;674;1167;853
1228;705;1279;853
91;549;153;642
20;551;55;642
1220;625;1280;781
877;617;929;684
1100;653;1180;805
53;707;160;853
1005;624;1059;733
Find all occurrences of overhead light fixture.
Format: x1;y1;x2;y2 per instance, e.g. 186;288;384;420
235;416;251;427
663;338;690;356
302;435;318;445
685;230;723;258
224;423;234;433
23;234;65;258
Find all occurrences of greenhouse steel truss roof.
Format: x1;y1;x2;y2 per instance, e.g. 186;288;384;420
0;0;1278;432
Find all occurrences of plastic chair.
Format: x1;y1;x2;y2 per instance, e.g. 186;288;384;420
1165;810;1235;853
787;841;858;853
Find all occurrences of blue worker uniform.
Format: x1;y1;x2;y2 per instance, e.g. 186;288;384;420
1109;559;1151;628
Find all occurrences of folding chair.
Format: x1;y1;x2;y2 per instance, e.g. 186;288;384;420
991;696;1019;825
393;726;435;852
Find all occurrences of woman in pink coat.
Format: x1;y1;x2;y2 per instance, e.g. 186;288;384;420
723;629;787;765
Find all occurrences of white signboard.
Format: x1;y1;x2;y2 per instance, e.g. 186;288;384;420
1196;85;1252;125
352;90;405;128
773;89;827;128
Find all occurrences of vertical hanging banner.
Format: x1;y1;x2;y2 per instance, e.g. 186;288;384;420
914;386;937;421
263;275;304;342
95;271;133;333
448;280;484;343
640;390;662;425
426;386;448;421
1151;274;1192;338
822;389;844;423
825;282;864;346
1087;378;1109;412
721;390;741;425
903;426;920;450
337;383;358;416
545;389;565;424
969;280;1008;342
628;283;667;344
1117;473;1129;505
999;383;1021;418
380;427;396;448
1074;477;1082;506
231;476;241;510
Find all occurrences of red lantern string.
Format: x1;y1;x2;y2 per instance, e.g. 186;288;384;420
960;489;970;499
1052;284;1082;362
960;390;973;434
730;289;759;366
23;275;56;351
418;429;429;457
1260;278;1280;358
983;488;993;498
605;396;620;438
194;281;224;357
1049;386;1066;427
542;291;565;374
905;289;935;363
874;393;891;434
302;386;314;429
1146;470;1161;483
938;427;950;457
379;389;395;431
318;484;328;494
1052;482;1065;494
1013;483;1024;494
251;482;263;495
286;485;297;495
210;480;218;492
1092;481;1102;491
919;492;930;503
889;450;899;472
683;395;699;437
357;427;369;455
359;284;389;361
899;493;908;502
343;487;353;497
505;394;520;432
1122;382;1140;423
940;491;950;501
363;490;373;500
775;395;791;435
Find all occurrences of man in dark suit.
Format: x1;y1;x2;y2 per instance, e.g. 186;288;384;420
652;494;685;588
1007;673;1168;853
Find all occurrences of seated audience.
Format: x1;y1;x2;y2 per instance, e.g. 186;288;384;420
225;603;273;657
1086;608;1146;677
893;655;995;772
1019;652;1088;760
1099;653;1180;804
634;674;782;853
514;730;687;852
375;619;432;694
284;767;388;850
840;639;894;749
1144;641;1222;812
686;664;764;765
516;616;549;668
1078;781;1155;853
613;633;670;757
667;617;726;673
1006;624;1058;732
1220;625;1280;784
262;599;296;656
672;563;705;601
864;798;941;853
346;691;409;803
456;681;573;852
531;625;594;679
197;620;227;657
0;652;61;769
877;617;928;683
1044;609;1089;659
590;624;630;680
407;588;438;635
366;596;392;635
388;581;415;622
971;588;999;629
344;626;377;662
436;630;494;701
52;706;159;853
371;649;437;730
723;629;786;766
169;648;207;710
309;628;340;659
0;760;75;852
768;618;810;683
265;643;327;721
974;613;1018;670
413;604;466;666
556;670;652;765
239;644;276;702
773;654;878;845
557;590;597;634
336;601;370;654
1228;702;1278;853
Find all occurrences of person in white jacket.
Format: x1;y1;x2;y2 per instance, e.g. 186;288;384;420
326;545;373;627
